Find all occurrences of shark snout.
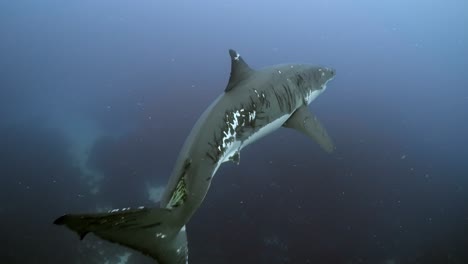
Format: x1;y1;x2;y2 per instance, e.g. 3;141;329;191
318;67;335;91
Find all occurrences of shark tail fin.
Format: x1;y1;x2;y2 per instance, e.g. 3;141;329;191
54;207;189;264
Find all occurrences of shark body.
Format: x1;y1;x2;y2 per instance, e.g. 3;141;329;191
54;49;336;263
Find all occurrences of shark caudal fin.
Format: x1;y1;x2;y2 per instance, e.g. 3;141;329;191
54;207;188;264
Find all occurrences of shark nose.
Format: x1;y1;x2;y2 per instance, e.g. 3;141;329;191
330;68;336;76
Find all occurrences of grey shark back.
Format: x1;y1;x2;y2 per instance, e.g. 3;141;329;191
54;49;336;263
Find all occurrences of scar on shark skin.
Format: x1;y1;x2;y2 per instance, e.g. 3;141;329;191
167;159;191;208
206;100;260;164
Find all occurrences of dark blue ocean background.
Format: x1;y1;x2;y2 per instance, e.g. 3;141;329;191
1;0;467;263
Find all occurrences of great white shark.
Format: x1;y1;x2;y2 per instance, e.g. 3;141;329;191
54;49;336;263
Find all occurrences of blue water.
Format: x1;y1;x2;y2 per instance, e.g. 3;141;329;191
1;1;467;263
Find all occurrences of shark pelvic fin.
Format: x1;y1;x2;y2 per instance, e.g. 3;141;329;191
229;150;240;165
54;207;188;264
225;49;254;92
283;105;335;153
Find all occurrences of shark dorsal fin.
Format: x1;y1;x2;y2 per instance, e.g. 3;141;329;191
225;49;254;92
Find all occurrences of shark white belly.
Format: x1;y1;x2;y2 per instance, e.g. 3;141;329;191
212;113;291;178
241;114;291;149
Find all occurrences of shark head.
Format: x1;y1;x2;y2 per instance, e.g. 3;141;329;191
293;65;335;105
304;65;336;91
317;66;336;88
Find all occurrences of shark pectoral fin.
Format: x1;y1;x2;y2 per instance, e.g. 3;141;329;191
54;207;188;264
284;105;335;153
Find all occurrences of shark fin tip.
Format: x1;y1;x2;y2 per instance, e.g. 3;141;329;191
79;232;89;240
53;215;67;225
228;49;237;56
54;214;89;240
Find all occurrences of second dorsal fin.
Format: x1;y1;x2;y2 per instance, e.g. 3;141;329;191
225;49;254;92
